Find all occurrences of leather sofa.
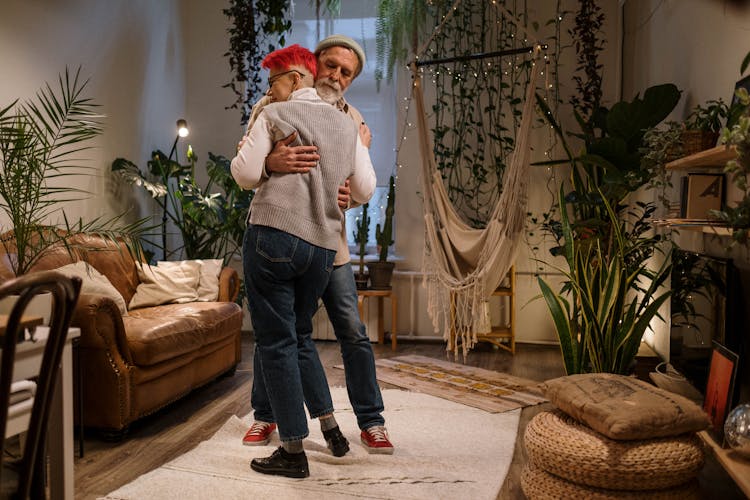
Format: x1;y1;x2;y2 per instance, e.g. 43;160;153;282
0;233;243;435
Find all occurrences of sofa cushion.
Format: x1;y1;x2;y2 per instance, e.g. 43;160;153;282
158;259;223;301
125;302;241;366
542;373;709;440
53;261;129;316
129;261;201;309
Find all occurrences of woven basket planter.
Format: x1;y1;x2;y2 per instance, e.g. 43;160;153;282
521;464;701;500
524;409;705;490
681;130;719;156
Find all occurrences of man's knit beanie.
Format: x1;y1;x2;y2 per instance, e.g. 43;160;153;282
314;34;366;77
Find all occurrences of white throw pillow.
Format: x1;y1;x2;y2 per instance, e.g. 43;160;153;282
158;259;223;301
54;261;129;316
129;261;201;309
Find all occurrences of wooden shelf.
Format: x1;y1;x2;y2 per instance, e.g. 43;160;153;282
698;431;750;497
656;219;733;236
665;145;737;170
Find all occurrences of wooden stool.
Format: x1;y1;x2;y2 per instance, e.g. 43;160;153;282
449;266;515;354
356;289;398;350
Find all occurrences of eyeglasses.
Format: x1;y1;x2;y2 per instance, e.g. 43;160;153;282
267;70;306;88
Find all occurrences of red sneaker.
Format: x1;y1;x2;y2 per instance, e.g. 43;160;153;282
360;426;394;454
243;421;277;446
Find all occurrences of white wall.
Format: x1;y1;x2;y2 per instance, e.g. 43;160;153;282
0;0;193;228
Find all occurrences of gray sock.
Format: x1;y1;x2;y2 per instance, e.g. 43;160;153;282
319;415;338;432
282;439;304;454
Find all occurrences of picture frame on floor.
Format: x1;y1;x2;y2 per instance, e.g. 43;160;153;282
703;341;739;446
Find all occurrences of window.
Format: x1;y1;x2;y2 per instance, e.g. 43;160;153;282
283;8;397;249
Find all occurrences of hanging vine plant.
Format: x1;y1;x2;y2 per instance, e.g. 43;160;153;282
568;0;605;134
376;1;561;228
223;0;292;125
223;0;343;125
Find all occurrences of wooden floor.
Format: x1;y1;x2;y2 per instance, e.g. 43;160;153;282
72;333;745;499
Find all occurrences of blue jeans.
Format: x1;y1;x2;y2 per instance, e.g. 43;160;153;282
251;262;385;431
322;263;385;430
243;225;335;442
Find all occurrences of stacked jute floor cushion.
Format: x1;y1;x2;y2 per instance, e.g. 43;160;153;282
521;373;711;499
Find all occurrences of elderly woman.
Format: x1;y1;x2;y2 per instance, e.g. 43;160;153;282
231;44;376;478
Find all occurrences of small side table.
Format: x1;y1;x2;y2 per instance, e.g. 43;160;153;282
356;289;398;350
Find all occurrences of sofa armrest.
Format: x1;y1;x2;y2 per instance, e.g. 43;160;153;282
71;293;134;365
218;266;240;303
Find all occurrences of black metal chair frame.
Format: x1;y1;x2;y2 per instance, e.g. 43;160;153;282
0;271;81;499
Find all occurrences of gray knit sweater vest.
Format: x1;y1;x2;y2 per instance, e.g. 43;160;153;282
249;100;358;251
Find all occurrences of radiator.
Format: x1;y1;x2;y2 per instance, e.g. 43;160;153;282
312;301;380;342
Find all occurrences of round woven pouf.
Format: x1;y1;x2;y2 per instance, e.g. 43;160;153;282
524;409;704;490
521;464;701;500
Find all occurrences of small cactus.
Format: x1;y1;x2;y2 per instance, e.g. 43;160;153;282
375;175;395;262
353;202;370;275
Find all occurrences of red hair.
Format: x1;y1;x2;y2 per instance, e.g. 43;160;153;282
261;44;317;79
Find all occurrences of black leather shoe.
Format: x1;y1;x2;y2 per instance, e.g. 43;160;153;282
323;426;350;457
250;447;309;478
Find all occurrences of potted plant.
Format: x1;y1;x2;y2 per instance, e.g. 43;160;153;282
367;175;395;289
538;188;672;375
352;202;370;289
681;99;729;155
534;83;680;374
112;148;253;263
706;51;750;244
0;67;144;279
709;85;750;243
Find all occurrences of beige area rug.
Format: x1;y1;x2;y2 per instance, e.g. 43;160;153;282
101;387;520;500
367;354;547;413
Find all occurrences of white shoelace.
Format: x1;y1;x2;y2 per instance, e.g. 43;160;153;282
366;426;389;443
248;421;273;436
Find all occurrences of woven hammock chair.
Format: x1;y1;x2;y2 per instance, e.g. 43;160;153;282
412;45;541;358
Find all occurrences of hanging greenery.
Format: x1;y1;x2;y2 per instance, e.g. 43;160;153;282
429;2;547;227
568;0;605;131
375;0;438;85
223;0;292;125
376;1;563;228
223;1;344;125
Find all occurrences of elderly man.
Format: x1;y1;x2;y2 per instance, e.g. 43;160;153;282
242;35;395;456
231;44;376;478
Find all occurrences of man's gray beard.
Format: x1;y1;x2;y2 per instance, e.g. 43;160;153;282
315;80;343;104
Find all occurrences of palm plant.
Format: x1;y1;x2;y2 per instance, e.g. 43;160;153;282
0;67;144;276
538;187;672;375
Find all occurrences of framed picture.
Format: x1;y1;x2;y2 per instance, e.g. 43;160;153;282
684;173;724;220
703;341;739;445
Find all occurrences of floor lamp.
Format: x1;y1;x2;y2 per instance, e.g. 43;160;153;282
168;118;189;162
163;119;189;258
